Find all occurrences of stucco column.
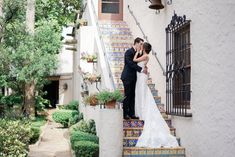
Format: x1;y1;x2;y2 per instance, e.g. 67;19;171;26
99;108;123;157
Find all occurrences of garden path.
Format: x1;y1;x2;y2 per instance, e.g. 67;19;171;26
29;109;72;157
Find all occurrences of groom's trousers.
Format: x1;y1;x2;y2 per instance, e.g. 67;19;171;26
122;79;136;117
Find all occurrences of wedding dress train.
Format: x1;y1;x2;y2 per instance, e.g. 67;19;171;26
135;61;179;148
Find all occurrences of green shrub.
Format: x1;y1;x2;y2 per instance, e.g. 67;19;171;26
96;90;124;104
69;114;79;126
64;100;79;110
70;119;96;135
0;94;23;108
73;141;99;157
87;119;96;135
30;115;47;144
70;131;99;149
0;119;32;157
35;95;50;112
52;109;78;127
30;127;41;144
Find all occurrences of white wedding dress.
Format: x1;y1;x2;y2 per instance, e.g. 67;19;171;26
135;61;179;148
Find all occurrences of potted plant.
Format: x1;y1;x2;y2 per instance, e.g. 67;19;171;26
79;19;88;26
83;94;98;106
81;52;97;63
96;90;124;109
83;73;101;83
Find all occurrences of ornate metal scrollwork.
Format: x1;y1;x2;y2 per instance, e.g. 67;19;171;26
166;12;190;32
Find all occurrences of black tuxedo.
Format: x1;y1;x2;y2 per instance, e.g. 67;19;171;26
121;47;142;117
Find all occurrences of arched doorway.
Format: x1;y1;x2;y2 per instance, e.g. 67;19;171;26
98;0;123;21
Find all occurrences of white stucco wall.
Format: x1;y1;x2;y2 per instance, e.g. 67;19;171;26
123;0;235;157
55;27;74;105
59;76;73;105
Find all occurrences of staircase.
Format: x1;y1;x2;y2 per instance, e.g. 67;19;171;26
99;20;185;157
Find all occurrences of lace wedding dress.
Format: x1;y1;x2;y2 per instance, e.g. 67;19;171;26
135;61;179;148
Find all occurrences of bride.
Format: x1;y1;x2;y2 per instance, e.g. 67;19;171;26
133;42;179;148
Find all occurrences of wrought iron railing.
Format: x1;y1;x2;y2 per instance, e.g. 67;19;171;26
90;0;116;90
165;12;192;117
127;5;166;76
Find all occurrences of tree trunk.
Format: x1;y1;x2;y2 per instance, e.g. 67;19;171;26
0;0;3;17
0;0;3;41
24;81;36;117
24;0;36;117
26;0;35;33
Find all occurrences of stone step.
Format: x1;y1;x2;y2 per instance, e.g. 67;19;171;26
123;137;181;147
124;127;176;138
123;147;185;157
123;119;172;129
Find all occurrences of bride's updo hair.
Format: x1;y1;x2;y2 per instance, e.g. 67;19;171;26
143;42;152;54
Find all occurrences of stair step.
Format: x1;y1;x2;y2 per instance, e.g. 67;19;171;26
154;96;161;104
123;147;185;157
123;119;172;128
151;89;158;96
124;127;176;137
105;47;129;52
99;21;128;27
107;58;124;62
157;104;165;113
148;83;155;90
123;137;181;147
103;35;133;41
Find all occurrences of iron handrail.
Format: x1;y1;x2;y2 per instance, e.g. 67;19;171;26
90;0;116;90
127;5;166;76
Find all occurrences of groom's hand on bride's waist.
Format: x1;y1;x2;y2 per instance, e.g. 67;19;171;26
141;66;148;75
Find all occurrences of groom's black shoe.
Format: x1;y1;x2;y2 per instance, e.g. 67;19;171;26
130;115;139;119
124;115;131;120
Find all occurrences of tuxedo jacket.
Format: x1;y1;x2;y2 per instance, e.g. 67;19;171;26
121;47;142;82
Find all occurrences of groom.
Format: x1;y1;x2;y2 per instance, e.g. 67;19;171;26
121;37;147;119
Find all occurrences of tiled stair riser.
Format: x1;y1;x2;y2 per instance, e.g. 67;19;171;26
123;120;172;129
123;148;186;157
124;128;176;137
123;137;181;147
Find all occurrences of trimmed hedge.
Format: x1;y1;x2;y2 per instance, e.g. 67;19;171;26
73;141;99;157
70;119;96;135
70;131;99;149
52;109;79;127
64;100;79;110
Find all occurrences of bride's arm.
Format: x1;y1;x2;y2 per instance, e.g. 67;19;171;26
133;52;147;62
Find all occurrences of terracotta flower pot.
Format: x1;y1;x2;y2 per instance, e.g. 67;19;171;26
87;59;93;63
90;97;98;106
105;100;116;109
